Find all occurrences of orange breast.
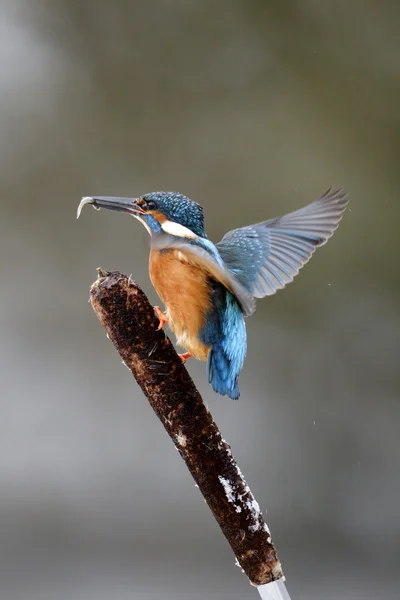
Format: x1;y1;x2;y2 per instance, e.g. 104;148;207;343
149;249;212;361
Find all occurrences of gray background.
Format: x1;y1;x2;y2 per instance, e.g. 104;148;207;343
1;1;399;599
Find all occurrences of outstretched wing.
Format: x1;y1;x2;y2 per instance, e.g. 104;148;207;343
216;188;348;299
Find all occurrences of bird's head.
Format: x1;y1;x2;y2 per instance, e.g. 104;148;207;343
77;191;206;239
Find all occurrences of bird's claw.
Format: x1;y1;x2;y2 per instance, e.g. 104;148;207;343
154;306;168;330
178;352;192;364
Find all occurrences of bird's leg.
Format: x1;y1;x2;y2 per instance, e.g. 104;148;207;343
178;352;192;364
154;306;168;330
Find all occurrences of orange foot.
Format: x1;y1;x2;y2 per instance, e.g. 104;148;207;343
154;306;168;330
178;352;192;364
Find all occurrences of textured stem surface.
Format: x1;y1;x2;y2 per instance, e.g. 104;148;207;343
90;269;283;586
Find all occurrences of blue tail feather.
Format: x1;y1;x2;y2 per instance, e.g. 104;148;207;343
200;283;247;400
207;346;241;400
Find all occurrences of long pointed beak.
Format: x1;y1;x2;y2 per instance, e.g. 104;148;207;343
77;196;145;219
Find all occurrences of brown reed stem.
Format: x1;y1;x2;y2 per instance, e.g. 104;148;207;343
89;268;283;586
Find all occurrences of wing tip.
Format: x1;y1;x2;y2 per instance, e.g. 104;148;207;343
320;186;349;207
316;186;349;245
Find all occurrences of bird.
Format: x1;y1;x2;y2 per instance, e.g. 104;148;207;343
77;187;348;400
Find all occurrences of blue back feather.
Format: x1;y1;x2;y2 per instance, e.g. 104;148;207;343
199;283;246;400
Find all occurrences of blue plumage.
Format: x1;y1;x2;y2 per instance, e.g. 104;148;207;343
78;187;348;400
217;188;348;298
199;283;246;400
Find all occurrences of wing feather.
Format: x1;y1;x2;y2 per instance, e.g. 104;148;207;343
217;187;348;299
151;233;256;316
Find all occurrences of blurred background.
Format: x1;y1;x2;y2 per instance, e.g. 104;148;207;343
1;1;399;599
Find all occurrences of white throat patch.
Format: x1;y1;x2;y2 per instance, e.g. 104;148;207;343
161;220;198;239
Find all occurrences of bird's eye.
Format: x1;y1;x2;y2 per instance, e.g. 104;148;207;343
137;197;157;212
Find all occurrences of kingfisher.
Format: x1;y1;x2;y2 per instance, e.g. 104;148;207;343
77;187;348;400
